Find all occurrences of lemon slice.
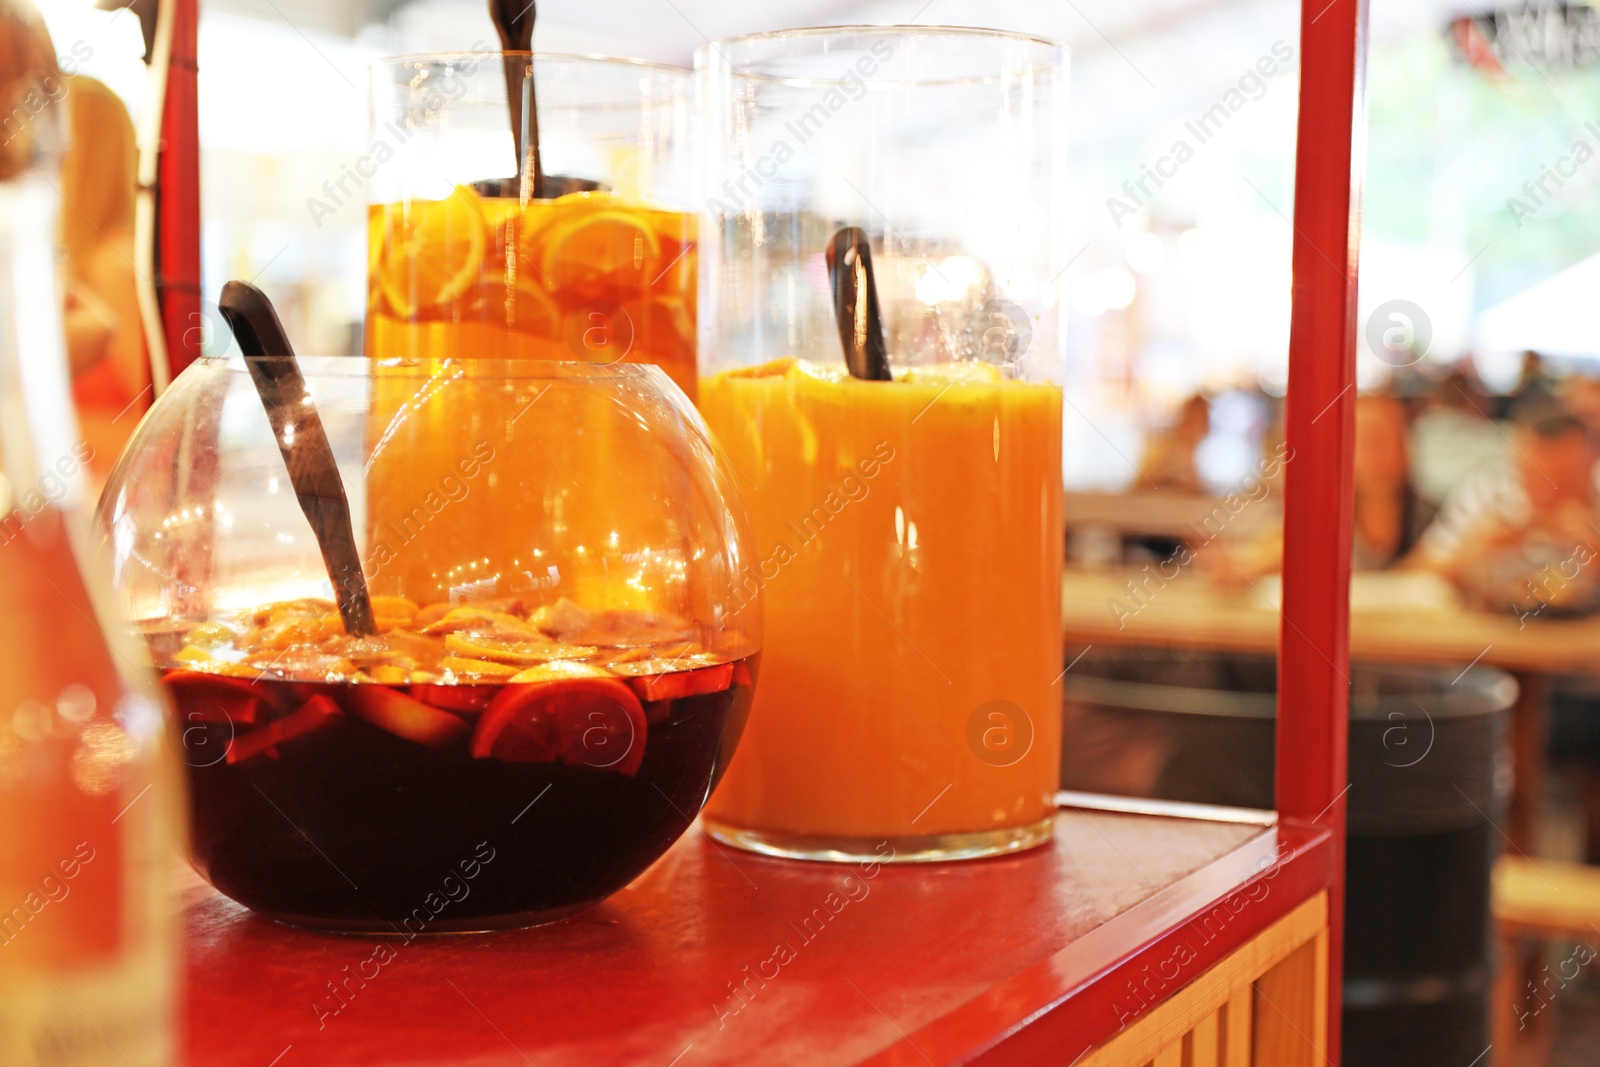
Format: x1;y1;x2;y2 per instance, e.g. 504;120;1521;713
378;186;488;319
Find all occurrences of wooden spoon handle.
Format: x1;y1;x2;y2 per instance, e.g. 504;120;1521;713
825;228;893;381
219;281;376;637
488;0;545;197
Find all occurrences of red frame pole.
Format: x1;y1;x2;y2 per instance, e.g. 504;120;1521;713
156;0;202;380
1279;0;1367;1059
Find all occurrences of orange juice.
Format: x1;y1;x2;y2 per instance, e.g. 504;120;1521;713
365;186;698;399
699;358;1063;858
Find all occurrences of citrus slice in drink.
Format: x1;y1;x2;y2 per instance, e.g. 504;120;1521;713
345;685;470;748
628;662;734;703
225;694;344;765
535;209;661;295
472;678;645;776
378;185;488;319
465;275;561;338
508;661;615;684
409;683;497;714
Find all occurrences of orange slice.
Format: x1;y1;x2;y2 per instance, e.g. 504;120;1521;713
225;695;344;765
508;661;615;684
514;191;621;258
472;678;645;775
420;607;539;637
345;686;469;748
444;632;557;666
628;663;735;703
465;275;561;338
536;209;661;294
410;684;498;714
439;655;521;679
378;186;488;319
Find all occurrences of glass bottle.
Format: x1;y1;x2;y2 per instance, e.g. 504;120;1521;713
0;62;179;1067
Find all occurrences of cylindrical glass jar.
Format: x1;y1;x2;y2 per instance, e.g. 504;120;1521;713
365;53;699;398
697;26;1067;862
97;357;759;930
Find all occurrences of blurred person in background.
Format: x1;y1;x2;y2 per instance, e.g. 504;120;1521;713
1559;372;1600;438
1352;392;1411;568
1408;366;1507;532
1203;392;1411;580
0;0;146;483
1503;348;1558;419
1409;400;1600;614
1137;393;1209;493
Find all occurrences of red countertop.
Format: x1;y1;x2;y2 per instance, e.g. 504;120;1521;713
183;796;1332;1066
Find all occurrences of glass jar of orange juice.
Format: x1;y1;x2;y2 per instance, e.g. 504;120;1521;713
697;27;1067;862
365;52;696;398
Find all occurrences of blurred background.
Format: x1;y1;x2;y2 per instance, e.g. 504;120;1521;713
31;0;1600;1062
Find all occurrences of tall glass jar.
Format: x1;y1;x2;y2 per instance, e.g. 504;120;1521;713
0;66;178;1066
365;52;698;398
697;26;1067;862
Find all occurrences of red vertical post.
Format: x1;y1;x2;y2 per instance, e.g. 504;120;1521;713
1280;0;1367;1060
157;0;202;380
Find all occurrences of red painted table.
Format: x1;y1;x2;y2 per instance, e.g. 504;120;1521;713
182;796;1331;1066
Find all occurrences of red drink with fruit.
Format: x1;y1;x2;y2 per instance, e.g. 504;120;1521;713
151;595;754;929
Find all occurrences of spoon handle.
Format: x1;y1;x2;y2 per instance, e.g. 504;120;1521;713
825;227;893;382
219;282;376;637
489;0;545;197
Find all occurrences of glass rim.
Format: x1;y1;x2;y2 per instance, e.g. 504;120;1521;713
193;355;676;382
697;23;1066;82
374;50;691;77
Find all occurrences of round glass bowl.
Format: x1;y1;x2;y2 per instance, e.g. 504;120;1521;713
97;356;760;931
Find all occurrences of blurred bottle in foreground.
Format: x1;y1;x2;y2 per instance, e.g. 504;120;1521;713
0;36;179;1067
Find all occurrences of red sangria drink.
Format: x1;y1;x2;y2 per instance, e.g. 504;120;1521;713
150;596;755;930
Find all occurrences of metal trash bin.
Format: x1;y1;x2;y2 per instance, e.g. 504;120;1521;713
1062;648;1514;1067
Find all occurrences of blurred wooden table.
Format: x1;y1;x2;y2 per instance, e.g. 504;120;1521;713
1062;567;1600;852
1066;490;1281;541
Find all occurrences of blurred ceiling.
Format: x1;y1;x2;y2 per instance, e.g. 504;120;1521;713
207;0;1478;63
201;0;1481;151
